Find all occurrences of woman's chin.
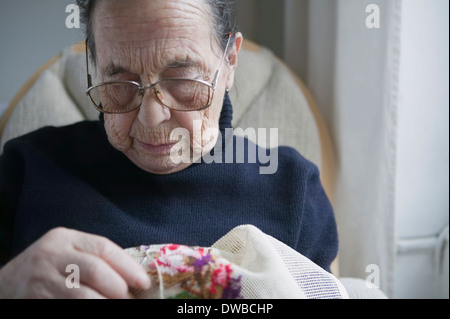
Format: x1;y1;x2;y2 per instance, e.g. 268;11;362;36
128;154;193;175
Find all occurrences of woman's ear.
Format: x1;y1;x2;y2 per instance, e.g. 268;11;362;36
226;32;243;90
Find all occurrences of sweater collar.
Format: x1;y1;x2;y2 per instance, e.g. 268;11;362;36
219;93;233;130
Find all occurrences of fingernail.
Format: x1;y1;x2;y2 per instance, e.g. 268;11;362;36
137;273;151;290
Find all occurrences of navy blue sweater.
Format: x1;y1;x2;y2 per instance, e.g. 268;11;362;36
0;95;338;271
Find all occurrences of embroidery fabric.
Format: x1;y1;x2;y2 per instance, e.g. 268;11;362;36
126;225;349;299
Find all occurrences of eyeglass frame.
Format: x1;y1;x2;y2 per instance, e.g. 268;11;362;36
84;33;233;114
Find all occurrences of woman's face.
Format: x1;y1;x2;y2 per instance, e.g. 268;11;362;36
92;0;241;174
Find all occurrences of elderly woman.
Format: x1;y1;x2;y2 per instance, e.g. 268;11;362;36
0;0;338;298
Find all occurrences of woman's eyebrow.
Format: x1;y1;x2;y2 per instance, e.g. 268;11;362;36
104;63;129;76
164;60;197;69
102;60;203;77
163;60;208;76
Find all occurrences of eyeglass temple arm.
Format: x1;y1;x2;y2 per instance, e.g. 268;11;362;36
85;39;93;89
212;32;233;88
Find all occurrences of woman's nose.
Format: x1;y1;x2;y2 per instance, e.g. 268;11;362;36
137;90;171;128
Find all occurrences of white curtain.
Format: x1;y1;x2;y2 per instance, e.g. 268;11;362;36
237;0;449;298
303;0;448;298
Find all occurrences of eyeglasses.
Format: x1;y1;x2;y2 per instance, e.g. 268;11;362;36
85;33;232;114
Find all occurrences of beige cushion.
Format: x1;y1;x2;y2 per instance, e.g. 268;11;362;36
229;46;321;169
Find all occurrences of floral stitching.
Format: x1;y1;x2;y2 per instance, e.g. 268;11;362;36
141;244;242;299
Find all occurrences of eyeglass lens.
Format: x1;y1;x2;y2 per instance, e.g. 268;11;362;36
88;79;212;113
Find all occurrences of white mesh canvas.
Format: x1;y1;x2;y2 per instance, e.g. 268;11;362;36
125;225;348;299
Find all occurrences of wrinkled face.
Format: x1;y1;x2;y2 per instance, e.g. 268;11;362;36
92;0;240;174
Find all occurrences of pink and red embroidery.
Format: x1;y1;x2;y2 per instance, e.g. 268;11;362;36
142;244;242;299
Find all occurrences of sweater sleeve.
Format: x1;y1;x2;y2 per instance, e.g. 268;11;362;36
0;141;25;265
297;159;338;273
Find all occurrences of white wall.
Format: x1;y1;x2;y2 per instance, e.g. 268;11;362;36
396;0;449;242
394;0;449;298
0;1;84;107
306;0;449;298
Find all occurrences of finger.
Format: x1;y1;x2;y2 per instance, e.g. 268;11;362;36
56;277;108;299
70;286;108;299
70;230;150;290
31;268;108;299
67;251;131;299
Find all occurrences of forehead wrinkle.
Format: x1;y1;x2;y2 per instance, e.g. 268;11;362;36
98;37;210;81
94;0;213;43
95;15;208;60
98;18;200;44
141;47;210;81
93;0;218;79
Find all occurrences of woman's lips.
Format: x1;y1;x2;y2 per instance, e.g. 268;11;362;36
136;140;178;155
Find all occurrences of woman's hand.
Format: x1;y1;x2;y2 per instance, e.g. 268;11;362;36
0;227;150;298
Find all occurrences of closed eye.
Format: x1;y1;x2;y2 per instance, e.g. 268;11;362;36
162;67;208;81
102;64;140;82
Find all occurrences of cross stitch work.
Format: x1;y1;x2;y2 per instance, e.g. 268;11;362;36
125;225;349;299
131;244;242;299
